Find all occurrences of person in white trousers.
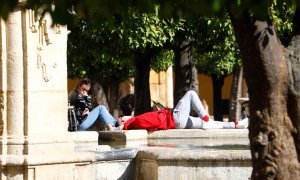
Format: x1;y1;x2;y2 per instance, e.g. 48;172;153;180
172;90;248;129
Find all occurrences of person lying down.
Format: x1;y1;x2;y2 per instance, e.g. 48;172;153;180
116;90;248;131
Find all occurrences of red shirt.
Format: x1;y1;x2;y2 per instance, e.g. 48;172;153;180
123;109;176;131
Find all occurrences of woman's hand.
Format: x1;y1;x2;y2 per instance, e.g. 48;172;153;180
82;108;89;116
81;91;88;96
119;116;132;123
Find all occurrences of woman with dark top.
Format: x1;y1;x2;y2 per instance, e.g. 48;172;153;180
68;78;117;131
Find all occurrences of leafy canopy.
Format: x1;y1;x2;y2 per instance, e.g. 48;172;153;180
0;0;297;25
193;15;241;76
67;6;184;80
67;17;134;81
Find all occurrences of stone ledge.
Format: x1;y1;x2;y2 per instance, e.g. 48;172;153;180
97;129;249;140
70;129;249;149
137;147;251;161
0;152;95;166
148;129;249;139
135;147;252;180
98;130;148;141
98;130;148;148
70;129;248;143
69;131;99;144
147;138;249;147
69;130;251;180
93;148;138;161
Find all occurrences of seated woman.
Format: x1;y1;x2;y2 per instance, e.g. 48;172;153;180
70;78;117;131
118;90;249;131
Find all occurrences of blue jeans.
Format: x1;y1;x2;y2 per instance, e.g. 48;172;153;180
79;105;117;131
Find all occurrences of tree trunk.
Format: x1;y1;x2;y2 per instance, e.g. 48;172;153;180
174;39;199;107
211;74;225;121
107;81;120;118
134;50;152;116
287;8;300;161
91;82;109;109
229;67;243;122
229;10;300;179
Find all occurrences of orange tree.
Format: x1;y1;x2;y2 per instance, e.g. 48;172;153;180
193;15;241;121
67;17;135;114
67;7;182;115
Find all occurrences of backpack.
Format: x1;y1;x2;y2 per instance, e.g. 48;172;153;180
152;100;166;111
68;105;78;131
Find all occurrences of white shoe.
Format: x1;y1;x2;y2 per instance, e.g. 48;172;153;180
110;125;124;131
235;118;249;129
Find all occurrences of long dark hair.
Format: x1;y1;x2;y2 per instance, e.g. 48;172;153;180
78;78;91;88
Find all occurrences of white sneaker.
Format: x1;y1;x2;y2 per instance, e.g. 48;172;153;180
110;125;124;131
235;118;249;129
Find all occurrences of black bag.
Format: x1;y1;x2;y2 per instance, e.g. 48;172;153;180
152;100;166;111
68;106;78;131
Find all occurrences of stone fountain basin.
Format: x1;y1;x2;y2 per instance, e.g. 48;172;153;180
70;129;252;180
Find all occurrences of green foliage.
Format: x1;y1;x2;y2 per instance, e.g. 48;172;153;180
125;7;184;50
151;50;174;72
90;55;134;81
67;4;241;80
67;7;183;81
24;0;157;26
2;0;293;79
0;0;295;27
270;1;295;46
67;18;134;82
157;0;227;18
193;15;241;76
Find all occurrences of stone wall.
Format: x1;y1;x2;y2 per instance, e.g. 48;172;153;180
0;7;94;179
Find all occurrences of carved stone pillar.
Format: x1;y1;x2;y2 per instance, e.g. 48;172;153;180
0;10;7;157
6;7;25;156
0;7;94;180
